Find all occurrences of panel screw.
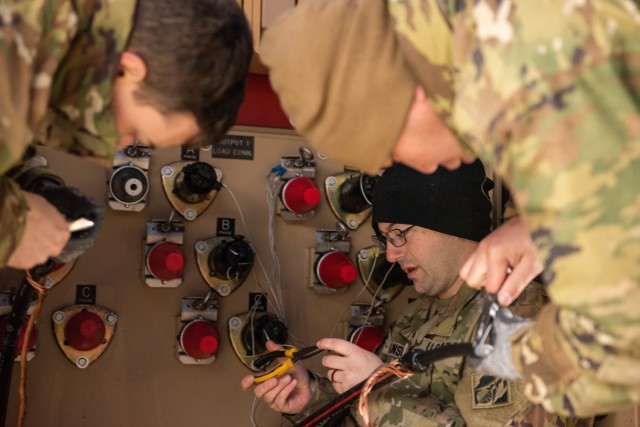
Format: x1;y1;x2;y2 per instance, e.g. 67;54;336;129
184;209;197;220
161;166;173;177
52;311;66;324
195;241;208;253
76;356;90;369
229;317;242;329
105;313;118;325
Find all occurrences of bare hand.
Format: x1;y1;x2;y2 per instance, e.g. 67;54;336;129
7;191;70;269
317;338;383;393
459;217;543;306
240;341;313;414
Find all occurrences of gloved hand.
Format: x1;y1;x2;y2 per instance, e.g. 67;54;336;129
38;186;105;263
469;307;534;380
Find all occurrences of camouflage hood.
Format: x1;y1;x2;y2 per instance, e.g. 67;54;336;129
387;0;458;122
260;0;417;175
0;0;136;267
260;0;459;175
43;0;137;161
0;0;137;176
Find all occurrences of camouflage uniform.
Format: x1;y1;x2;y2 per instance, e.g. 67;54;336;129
287;283;592;426
388;0;640;417
0;0;136;267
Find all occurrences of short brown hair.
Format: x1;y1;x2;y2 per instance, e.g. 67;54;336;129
127;0;252;146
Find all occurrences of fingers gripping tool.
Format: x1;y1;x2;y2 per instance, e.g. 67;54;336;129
253;346;323;384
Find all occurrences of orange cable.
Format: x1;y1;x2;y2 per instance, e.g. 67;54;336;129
357;359;413;427
18;271;47;427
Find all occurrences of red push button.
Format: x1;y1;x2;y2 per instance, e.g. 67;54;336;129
146;242;185;281
281;177;321;214
316;251;357;289
349;325;385;353
0;316;38;356
180;320;219;360
64;311;106;351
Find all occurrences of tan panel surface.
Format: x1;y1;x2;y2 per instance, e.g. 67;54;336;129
1;126;419;427
2;126;636;426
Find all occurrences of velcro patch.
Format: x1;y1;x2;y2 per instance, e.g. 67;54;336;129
471;373;512;409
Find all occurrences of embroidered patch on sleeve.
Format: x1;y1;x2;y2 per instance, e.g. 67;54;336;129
471;373;512;409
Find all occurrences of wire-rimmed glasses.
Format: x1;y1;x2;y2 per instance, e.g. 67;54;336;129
371;224;417;251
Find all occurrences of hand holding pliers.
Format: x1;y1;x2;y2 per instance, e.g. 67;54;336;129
253;345;324;383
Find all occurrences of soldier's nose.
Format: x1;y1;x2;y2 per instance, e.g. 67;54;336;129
385;245;402;263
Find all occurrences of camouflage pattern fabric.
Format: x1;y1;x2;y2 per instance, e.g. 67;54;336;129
288;283;590;426
0;0;136;267
388;0;640;417
0;179;28;267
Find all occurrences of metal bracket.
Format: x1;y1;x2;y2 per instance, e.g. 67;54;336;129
160;161;223;221
176;296;220;365
356;246;407;303
324;170;375;230
228;312;287;372
310;225;353;294
51;305;117;369
42;260;78;289
194;236;255;297
349;303;385;329
108;144;151;212
143;220;185;288
277;148;318;220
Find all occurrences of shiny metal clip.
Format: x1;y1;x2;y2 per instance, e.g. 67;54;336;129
473;291;500;358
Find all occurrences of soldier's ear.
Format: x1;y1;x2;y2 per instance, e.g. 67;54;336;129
118;51;147;83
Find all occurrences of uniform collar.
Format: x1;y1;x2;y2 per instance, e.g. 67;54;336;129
399;284;479;343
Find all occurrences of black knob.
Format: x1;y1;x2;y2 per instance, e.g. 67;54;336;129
241;314;288;356
183;162;218;194
174;162;221;203
109;165;149;204
338;174;378;213
208;236;254;280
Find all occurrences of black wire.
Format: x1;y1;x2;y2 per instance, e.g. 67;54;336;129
295;343;475;427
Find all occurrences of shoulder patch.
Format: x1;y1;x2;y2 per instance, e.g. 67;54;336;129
471;373;512;409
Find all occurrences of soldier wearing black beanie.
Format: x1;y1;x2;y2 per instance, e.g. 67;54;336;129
372;160;494;242
241;159;561;426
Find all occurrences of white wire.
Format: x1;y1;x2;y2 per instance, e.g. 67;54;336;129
250;396;260;427
264;174;286;320
250;268;285;320
166;208;177;223
247;301;259;358
329;248;381;339
351;253;395;344
262;172;317;346
250;396;288;427
222;182;286;321
329;247;399;345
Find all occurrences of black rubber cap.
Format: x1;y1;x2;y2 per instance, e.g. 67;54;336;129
183;162;219;194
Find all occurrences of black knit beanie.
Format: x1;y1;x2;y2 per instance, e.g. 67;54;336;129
371;160;494;242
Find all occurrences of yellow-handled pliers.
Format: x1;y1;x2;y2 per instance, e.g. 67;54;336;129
253;345;323;384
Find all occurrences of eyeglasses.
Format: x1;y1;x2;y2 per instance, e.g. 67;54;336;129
371;225;417;251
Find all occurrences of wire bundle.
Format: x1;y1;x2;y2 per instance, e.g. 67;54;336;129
18;271;47;427
357;359;413;427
